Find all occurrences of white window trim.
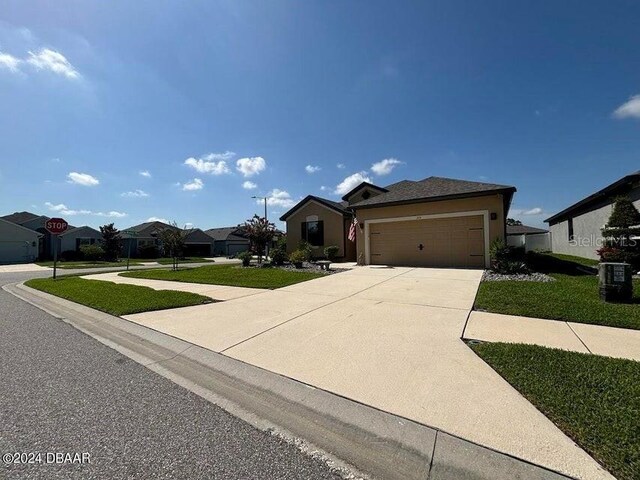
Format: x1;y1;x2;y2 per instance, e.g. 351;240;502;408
364;210;491;268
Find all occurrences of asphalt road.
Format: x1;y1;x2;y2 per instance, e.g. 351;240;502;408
0;271;345;480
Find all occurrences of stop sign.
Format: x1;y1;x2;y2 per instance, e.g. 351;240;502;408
45;217;69;235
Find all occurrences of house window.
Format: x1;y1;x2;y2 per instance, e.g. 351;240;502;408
568;218;574;241
301;221;324;246
76;238;95;250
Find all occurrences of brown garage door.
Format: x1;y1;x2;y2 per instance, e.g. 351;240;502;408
369;215;485;268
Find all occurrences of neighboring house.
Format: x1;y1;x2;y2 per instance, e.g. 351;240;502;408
545;171;640;260
58;226;104;254
506;224;550;252
281;176;516;268
1;211;52;259
121;221;180;257
182;228;216;257
205;227;250;257
0;217;42;264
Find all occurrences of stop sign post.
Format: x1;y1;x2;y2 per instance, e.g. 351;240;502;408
46;218;69;279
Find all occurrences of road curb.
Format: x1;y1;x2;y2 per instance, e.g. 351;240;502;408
5;282;575;480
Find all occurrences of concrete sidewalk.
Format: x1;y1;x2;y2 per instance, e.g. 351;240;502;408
119;266;612;480
465;311;640;361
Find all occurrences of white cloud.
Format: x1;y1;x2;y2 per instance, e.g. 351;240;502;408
242;181;257;190
0;52;21;72
182;178;204;191
27;48;80;79
44;202;126;217
147;216;169;223
613;94;640;120
510;207;544;216
139;170;151;178
236;156;266;177
67;172;99;186
121;189;149;198
204;151;235;161
523;207;543;215
371;158;402;176
184;152;233;175
264;189;296;209
320;185;328;191
337;163;345;169
335;172;371;195
305;165;321;174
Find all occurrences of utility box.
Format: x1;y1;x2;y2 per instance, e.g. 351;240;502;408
598;262;633;303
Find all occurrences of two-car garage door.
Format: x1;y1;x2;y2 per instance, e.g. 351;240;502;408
368;215;486;268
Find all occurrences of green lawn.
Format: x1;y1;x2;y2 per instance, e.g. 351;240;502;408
25;277;211;315
120;264;325;289
545;252;599;268
154;257;214;265
37;260;144;269
471;343;640;480
475;274;640;330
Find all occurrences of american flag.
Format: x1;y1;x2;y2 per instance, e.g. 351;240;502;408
348;217;357;242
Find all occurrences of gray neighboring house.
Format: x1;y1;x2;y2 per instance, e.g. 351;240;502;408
545;171;640;259
58;226;103;254
1;211;107;259
205;227;250;257
120;220;178;257
0;217;42;264
506;224;550;252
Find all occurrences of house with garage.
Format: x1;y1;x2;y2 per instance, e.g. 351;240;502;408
280;176;516;268
182;228;216;257
545;171;640;260
1;211;104;260
0;217;43;264
506;224;550;252
205;227;250;257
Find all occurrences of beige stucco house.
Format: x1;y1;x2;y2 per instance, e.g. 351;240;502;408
280;176;516;268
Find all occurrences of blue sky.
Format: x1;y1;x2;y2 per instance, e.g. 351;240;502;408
1;1;639;230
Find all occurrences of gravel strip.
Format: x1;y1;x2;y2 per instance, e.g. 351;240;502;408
482;270;556;282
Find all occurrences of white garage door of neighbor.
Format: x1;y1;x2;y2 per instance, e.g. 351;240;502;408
369;215;485;268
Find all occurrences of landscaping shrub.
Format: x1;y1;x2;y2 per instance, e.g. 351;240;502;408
237;251;252;267
137;244;159;258
599;196;640;270
324;245;339;261
289;250;306;267
79;244;105;261
298;240;313;261
489;238;529;274
59;249;81;261
270;236;288;266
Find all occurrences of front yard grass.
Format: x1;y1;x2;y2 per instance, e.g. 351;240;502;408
120;264;325;289
36;260;144;269
154;257;214;265
471;342;639;480
25;277;211;315
546;252;599;268
475;274;640;330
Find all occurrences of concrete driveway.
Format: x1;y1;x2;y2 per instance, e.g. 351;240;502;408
121;266;611;480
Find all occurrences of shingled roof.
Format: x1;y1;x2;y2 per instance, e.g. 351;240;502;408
506;224;548;235
1;211;42;225
204;227;246;241
279;195;350;221
349;176;516;209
